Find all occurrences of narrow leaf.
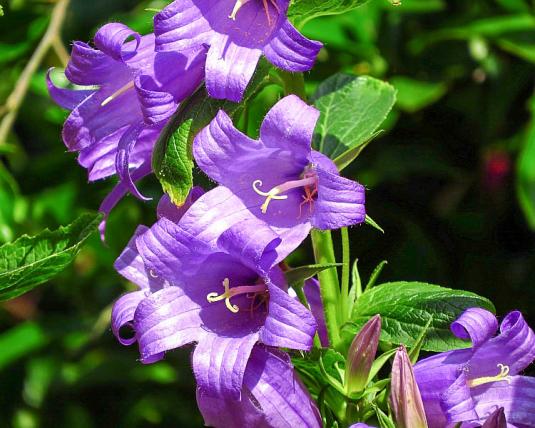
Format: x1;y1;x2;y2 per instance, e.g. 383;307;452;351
365;260;388;291
365;215;385;234
285;263;342;288
288;0;370;28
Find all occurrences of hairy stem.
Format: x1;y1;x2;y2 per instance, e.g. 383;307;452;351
340;227;350;322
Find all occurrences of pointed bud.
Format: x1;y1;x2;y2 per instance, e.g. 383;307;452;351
345;315;381;394
482;408;507;428
390;345;428;428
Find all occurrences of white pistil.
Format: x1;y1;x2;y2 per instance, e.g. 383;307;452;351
467;363;512;388
101;81;135;107
229;0;251;20
206;278;267;314
252;176;317;214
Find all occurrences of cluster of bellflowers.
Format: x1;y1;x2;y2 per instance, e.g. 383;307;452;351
47;1;535;427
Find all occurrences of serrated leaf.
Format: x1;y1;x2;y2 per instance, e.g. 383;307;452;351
311;74;396;162
152;60;272;205
342;281;495;352
288;0;370;28
0;213;101;301
285;263;342;288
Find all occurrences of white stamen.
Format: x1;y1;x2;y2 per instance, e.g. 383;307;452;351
101;81;135;107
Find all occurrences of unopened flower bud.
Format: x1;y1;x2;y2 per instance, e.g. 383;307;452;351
345;315;381;394
390;345;428;428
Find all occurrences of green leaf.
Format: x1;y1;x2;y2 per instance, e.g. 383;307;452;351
365;214;385;234
517;93;535;229
342;281;495;352
390;76;447;113
153;60;272;205
311;74;396;163
364;260;388;291
0;213;101;301
284;263;342;288
288;0;370;28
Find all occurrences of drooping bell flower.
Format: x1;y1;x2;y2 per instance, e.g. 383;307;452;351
193;95;366;257
154;0;322;102
197;346;321;428
390;345;429;428
47;23;205;231
346;315;382;395
111;193;317;400
414;308;535;428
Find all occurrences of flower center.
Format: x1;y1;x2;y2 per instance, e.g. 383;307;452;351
467;363;512;388
206;278;268;314
101;81;135;107
252;171;318;215
229;0;280;25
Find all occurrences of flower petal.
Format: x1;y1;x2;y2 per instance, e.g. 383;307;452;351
303;278;329;347
178;186;303;263
46;69;95;110
470;310;535;378
264;19;322;72
481;407;507;428
157;187;205;223
62;86;142;152
94;23;142;62
193;333;259;400
260;282;316;350
196;386;267;428
205;36;262;102
450;308;499;349
115;124;152;201
135;48;205;125
471;376;535;427
65;41;128;86
114;225;150;288
154;0;213;52
135;216;212;283
133;286;204;363
193;109;262;185
111;290;146;346
244;346;322;428
312;158;366;230
259;95;318;162
216;219;281;273
414;349;472;428
440;372;478;425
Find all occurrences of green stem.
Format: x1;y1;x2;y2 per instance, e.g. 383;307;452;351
340;227;350;323
311;229;341;348
277;70;307;100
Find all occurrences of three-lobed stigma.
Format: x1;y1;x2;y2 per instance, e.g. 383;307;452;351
207;278;267;314
228;0;280;25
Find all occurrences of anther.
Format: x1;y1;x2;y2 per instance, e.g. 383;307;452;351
467;364;512;388
101;81;135;107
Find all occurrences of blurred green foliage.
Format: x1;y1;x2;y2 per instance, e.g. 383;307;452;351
0;0;534;426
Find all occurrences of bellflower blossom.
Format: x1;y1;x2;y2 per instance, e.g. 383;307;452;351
197;346;321;428
154;0;322;102
111;193;316;400
47;23;205;226
414;308;535;428
192;95;366;257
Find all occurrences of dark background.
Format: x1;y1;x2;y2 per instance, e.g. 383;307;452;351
0;0;534;426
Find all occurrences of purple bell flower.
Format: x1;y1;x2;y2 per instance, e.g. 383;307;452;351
197;346;321;427
47;23;205;230
154;0;322;102
192;95;366;258
111;192;317;400
414;308;535;427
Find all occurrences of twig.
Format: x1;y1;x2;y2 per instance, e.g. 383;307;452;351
0;0;70;145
